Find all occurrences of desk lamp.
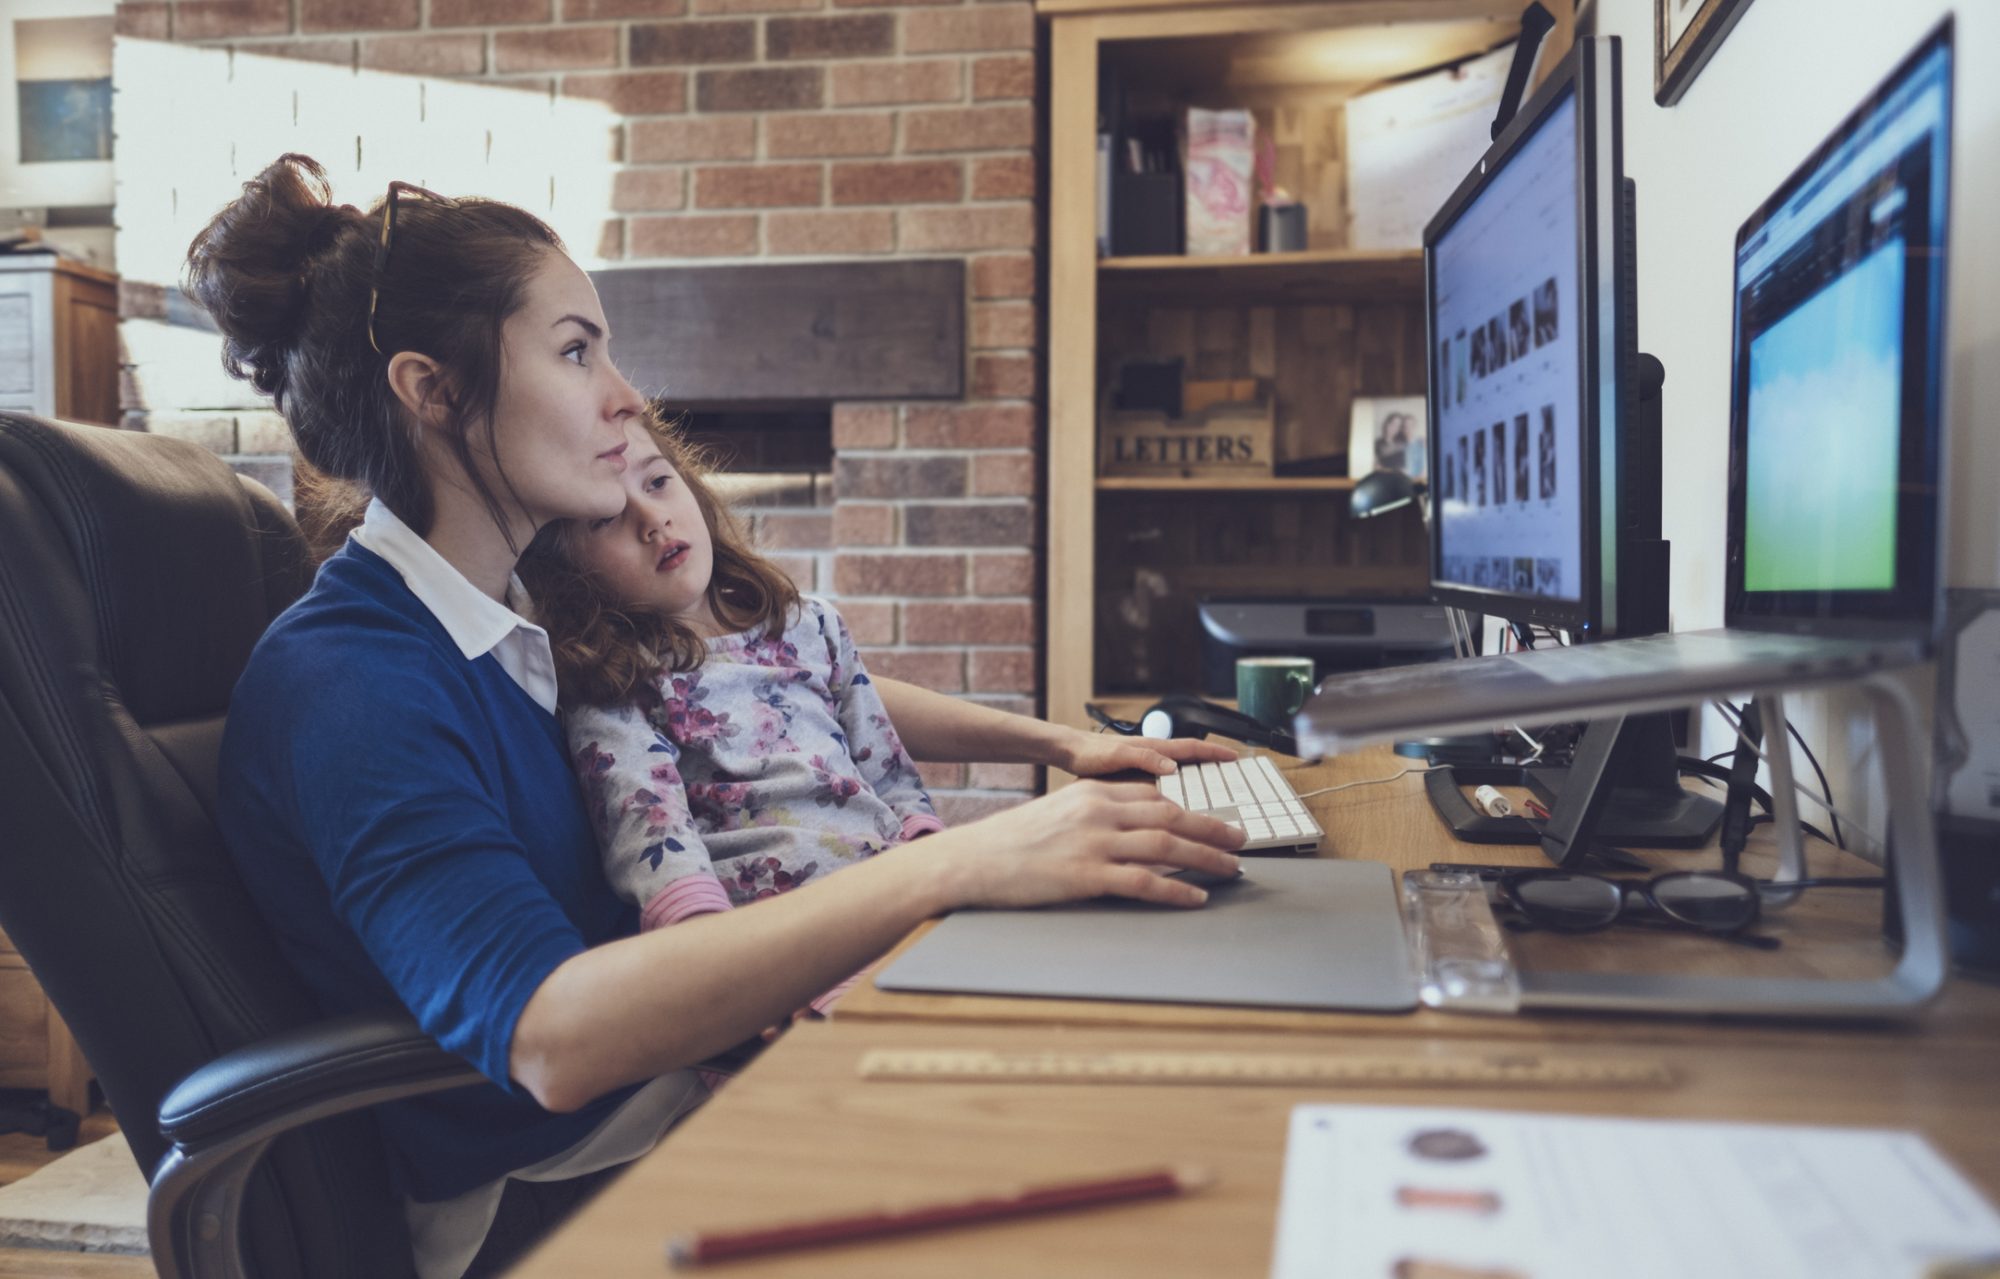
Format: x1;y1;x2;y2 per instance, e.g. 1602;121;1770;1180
1348;469;1423;520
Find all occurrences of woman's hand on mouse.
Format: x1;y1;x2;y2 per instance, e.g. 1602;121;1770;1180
936;780;1244;910
1052;725;1237;780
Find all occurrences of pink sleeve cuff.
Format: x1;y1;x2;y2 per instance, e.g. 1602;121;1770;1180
639;873;735;932
898;813;946;842
807;970;863;1017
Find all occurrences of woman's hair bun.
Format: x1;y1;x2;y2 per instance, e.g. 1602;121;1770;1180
183;153;363;403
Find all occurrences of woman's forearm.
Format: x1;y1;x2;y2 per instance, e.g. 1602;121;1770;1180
871;675;1068;765
510;836;970;1112
508;774;1246;1112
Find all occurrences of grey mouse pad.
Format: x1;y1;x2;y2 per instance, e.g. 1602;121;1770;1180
873;858;1416;1013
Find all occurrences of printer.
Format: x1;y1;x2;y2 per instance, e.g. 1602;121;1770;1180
1197;597;1459;698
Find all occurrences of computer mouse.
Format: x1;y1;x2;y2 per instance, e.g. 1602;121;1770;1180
1162;865;1247;891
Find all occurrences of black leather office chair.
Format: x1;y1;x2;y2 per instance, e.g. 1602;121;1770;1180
0;413;482;1279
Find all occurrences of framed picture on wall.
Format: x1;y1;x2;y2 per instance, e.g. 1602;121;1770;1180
1;3;115;213
1655;0;1759;106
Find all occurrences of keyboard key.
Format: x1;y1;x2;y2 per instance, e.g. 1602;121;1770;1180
1159;773;1184;807
1183;769;1208;811
1220;760;1252;801
1246;763;1278;803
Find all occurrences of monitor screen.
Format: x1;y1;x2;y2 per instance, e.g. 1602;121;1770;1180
1427;75;1595;627
1727;23;1951;628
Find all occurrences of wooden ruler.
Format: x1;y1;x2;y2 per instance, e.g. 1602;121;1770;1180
858;1049;1674;1090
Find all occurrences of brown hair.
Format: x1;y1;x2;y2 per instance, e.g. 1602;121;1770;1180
183;153;563;547
517;411;801;709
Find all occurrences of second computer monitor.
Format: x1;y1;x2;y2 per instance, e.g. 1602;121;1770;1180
1725;22;1951;637
1424;36;1634;639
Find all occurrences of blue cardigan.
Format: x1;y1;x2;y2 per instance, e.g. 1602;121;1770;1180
218;541;640;1202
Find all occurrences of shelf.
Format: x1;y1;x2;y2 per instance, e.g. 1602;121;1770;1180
1097;248;1423;304
1096;475;1356;492
1097;18;1513;93
1045;1;1553;747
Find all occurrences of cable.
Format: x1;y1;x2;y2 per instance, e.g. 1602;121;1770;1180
1714;701;1844;849
1507;724;1547;761
1085;703;1139;735
1451;607;1478;657
1707;705;1872;854
1783;719;1843;850
1294;766;1433;801
1677;755;1837;846
1445;606;1472;660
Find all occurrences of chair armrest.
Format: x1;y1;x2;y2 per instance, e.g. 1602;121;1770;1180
150;1013;486;1279
159;1012;485;1147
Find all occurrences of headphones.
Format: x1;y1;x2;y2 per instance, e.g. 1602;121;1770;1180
1088;693;1302;758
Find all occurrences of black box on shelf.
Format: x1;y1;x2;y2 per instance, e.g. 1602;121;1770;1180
1110;171;1182;256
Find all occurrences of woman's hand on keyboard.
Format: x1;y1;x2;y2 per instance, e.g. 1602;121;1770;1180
1053;726;1238;780
942;780;1245;910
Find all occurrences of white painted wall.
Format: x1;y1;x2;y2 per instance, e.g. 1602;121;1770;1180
1585;0;1996;853
111;38;619;419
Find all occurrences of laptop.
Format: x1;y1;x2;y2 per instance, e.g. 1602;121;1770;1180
1297;22;1954;756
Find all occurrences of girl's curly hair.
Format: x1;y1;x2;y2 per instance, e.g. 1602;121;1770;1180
516;409;799;709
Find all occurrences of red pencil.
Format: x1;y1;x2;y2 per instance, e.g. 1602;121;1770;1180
665;1164;1213;1267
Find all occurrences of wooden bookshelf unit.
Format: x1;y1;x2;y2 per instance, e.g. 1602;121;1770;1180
1041;0;1573;749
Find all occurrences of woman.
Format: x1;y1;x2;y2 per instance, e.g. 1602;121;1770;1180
189;154;1242;1279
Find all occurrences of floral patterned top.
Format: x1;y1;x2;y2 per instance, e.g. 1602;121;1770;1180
566;596;943;941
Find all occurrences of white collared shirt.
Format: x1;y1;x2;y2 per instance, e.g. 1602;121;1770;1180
349;499;560;715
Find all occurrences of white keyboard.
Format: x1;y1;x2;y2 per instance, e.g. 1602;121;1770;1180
1159;754;1325;854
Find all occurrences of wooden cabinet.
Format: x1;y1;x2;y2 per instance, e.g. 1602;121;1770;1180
0;255;120;427
1040;0;1572;742
0;253;116;1117
0;925;93;1116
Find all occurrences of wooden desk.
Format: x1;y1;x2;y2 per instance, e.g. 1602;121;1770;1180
512;749;2000;1276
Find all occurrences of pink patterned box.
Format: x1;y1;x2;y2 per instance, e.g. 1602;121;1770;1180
1183;107;1255;256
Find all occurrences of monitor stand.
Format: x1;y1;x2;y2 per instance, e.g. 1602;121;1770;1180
1423;712;1723;871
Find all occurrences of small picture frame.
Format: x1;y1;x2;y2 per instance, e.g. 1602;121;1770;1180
1347;396;1427;482
1655;0;1759;107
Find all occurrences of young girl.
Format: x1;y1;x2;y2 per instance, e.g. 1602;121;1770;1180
191;153;1241;1279
519;417;937;1011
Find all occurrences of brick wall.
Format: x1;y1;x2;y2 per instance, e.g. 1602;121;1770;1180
114;0;1044;821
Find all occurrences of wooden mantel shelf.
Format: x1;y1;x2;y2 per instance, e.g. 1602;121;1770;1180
1099;248;1423;303
1097;475;1358;493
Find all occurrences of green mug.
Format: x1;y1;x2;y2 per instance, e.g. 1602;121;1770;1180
1236;656;1315;731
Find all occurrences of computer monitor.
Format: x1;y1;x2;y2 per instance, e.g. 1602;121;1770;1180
1725;21;1952;637
1418;35;1713;856
1424;34;1657;641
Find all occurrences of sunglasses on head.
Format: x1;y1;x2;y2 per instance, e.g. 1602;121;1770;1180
365;179;457;357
